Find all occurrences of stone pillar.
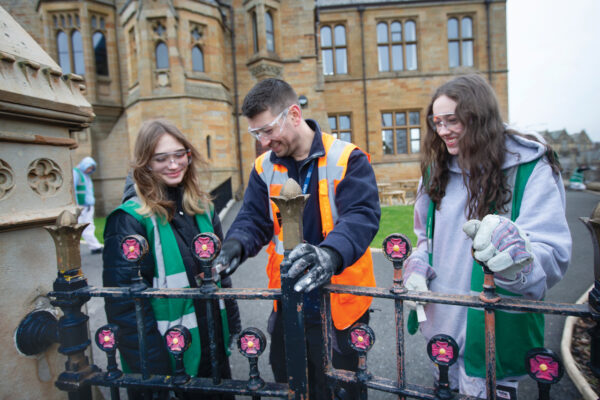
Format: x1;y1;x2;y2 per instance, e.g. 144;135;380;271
0;6;94;399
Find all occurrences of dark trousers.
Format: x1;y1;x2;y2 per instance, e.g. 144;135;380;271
268;307;370;400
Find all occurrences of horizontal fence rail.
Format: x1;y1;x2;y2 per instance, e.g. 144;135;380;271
16;198;600;400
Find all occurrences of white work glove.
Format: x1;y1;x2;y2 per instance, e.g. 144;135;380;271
463;215;533;280
403;256;435;322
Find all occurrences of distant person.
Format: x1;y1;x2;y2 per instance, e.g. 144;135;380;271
214;78;380;400
568;165;590;190
73;156;104;254
103;119;240;400
402;74;571;397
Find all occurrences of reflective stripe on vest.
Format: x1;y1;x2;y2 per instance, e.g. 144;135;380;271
255;133;375;330
74;168;87;205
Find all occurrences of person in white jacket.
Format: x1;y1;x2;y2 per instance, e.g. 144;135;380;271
73;156;104;254
403;74;571;398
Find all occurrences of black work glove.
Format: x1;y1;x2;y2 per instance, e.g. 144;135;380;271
214;239;242;276
281;243;342;293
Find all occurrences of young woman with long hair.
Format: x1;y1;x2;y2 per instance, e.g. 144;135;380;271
402;74;571;397
103;119;240;400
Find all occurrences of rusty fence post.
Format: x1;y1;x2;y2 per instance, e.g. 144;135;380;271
45;210;98;399
581;202;600;383
271;179;310;400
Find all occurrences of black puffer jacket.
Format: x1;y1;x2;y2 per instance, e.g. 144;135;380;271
103;185;241;376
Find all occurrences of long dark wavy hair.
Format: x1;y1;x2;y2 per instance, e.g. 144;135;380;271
132;119;211;221
421;74;560;219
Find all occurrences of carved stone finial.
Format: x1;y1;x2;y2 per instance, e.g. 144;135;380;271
270;178;310;251
56;209;78;226
280;178;302;198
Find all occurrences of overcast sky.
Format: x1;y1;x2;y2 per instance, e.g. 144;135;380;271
506;0;600;142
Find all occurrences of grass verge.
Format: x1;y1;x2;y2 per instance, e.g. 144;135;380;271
371;205;416;249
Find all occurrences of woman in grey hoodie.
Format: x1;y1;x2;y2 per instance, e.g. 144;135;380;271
402;74;571;397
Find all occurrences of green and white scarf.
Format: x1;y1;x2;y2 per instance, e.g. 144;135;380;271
117;200;229;375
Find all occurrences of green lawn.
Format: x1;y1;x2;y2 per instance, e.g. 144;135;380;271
371;205;417;249
94;205;416;248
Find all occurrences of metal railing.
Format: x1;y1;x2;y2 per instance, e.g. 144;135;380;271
15;191;600;400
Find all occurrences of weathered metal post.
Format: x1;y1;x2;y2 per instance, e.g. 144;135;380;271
192;232;222;385
46;210;99;399
478;259;501;400
383;233;412;399
581;202;600;382
270;178;310;400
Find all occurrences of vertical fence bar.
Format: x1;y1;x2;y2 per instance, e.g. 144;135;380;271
45;210;98;400
580;204;600;383
121;235;150;381
383;234;412;400
271;179;310;400
479;265;500;400
192;232;223;385
320;286;334;397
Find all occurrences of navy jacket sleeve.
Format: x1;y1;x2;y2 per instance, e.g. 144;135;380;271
321;149;381;269
224;168;274;262
102;210;171;374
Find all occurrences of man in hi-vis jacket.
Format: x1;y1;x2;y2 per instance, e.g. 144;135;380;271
215;78;380;400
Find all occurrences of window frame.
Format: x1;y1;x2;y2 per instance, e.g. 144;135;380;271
328;113;353;143
92;31;109;76
252;10;259;53
447;14;475;68
53;12;85;76
376;18;418;73
381;110;422;157
155;41;169;70
189;23;207;74
265;10;275;52
191;45;205;72
320;22;348;76
152;20;169;71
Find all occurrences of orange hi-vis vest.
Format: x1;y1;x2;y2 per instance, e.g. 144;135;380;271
254;133;375;330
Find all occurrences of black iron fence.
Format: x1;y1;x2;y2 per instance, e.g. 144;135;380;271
15;204;600;400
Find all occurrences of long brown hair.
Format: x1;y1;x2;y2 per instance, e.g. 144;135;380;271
421;74;559;219
132;119;211;221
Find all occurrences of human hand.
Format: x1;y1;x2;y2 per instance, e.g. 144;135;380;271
214;239;242;276
463;215;533;279
281;243;342;292
403;272;428;322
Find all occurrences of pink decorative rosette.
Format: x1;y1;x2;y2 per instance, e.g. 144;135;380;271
348;323;375;352
164;325;191;355
526;348;564;384
98;329;115;350
382;234;412;263
191;232;221;262
238;327;266;358
120;235;148;263
431;341;454;364
95;324;119;352
427;334;458;366
122;238;140;260
195;236;215;259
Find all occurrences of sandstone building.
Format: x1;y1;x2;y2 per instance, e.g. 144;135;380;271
2;0;509;215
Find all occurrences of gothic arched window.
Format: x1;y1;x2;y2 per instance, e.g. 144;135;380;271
192;45;204;72
92;31;109;76
155;42;169;69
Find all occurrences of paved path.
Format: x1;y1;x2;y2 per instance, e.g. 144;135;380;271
81;190;600;399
